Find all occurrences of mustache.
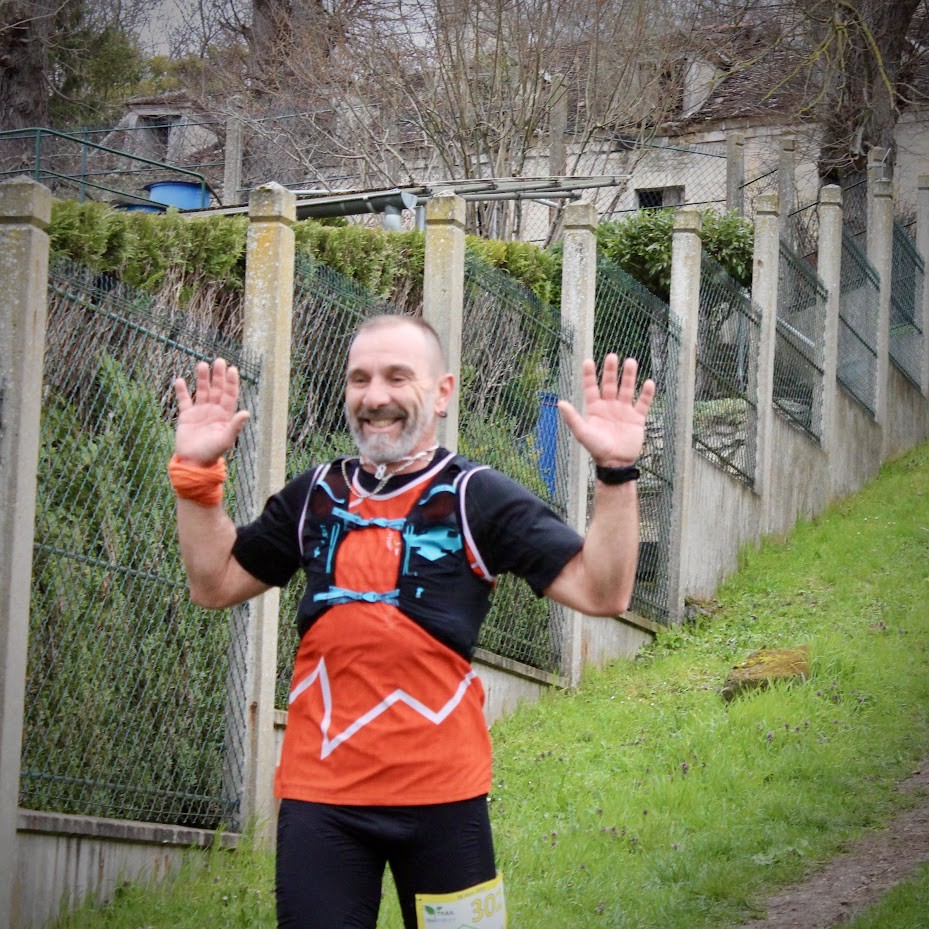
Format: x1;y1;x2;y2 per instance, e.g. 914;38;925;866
355;405;408;423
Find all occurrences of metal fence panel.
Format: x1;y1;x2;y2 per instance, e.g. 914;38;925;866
838;230;879;414
461;252;572;672
595;256;679;625
841;174;868;245
740;158;778;221
275;253;575;684
775;240;827;442
23;259;259;830
603;141;728;220
695;253;761;486
276;257;406;707
789;200;820;267
890;219;925;388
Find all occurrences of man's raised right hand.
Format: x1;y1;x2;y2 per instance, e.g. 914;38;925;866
173;358;250;465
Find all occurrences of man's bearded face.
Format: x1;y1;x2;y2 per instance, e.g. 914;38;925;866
346;388;435;465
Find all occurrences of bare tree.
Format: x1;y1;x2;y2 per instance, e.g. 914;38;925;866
207;0;694;237
689;0;929;182
0;0;58;130
0;0;152;132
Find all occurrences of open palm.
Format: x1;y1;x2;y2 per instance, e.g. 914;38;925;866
174;358;250;465
557;355;655;467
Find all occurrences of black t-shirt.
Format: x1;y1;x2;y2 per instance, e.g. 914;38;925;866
232;450;583;597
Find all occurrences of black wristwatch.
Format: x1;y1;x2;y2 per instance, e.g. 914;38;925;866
595;464;640;485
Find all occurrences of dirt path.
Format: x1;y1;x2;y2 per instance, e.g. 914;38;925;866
730;762;929;929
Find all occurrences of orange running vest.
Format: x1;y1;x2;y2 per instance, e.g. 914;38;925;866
276;456;494;806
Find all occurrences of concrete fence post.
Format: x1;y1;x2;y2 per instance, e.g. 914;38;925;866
817;186;843;459
869;179;894;440
665;208;702;623
223;103;245;207
917;175;929;397
750;193;781;528
423;192;466;453
778;136;796;244
548;74;568;179
240;182;295;845
726;132;745;215
548;75;569;235
559;200;597;685
0;177;52;929
866;147;888;256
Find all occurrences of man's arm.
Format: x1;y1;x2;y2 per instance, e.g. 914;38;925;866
543;354;654;616
172;359;271;609
176;497;270;609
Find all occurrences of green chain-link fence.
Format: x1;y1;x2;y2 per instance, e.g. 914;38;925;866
841;174;868;245
775;240;827;442
789;199;820;267
838;229;879;414
740;156;779;220
595;255;679;625
603;140;728;220
890;218;925;389
694;253;760;486
276;252;575;691
276;256;406;708
23;258;260;830
461;252;572;672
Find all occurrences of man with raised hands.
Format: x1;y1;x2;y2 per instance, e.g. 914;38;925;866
170;313;654;929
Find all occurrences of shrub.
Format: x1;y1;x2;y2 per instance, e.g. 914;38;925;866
596;207;754;301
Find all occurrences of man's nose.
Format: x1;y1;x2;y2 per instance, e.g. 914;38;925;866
361;377;390;408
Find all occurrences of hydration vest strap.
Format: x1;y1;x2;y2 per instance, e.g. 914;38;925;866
331;507;406;531
312;586;401;606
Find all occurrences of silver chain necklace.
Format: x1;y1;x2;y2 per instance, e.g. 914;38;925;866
342;444;439;500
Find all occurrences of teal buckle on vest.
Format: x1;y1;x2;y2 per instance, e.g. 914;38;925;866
312;586;401;606
332;507;406;531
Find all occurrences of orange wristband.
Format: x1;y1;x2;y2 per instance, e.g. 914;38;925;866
168;454;227;507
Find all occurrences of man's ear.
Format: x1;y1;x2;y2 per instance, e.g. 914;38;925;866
436;372;455;414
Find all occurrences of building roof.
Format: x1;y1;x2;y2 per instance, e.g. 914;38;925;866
668;21;814;132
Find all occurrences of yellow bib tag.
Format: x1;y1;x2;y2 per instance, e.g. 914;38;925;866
415;872;506;928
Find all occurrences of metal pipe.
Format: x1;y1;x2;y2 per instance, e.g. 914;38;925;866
293;189;417;220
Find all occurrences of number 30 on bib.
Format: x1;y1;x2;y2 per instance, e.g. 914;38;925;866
415;873;506;928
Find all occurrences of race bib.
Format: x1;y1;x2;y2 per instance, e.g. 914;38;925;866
415;872;506;928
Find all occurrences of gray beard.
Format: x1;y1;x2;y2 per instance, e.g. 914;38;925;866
347;400;432;465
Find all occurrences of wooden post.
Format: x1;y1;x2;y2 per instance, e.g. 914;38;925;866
0;177;52;929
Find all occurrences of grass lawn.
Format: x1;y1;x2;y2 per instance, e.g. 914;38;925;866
55;438;929;928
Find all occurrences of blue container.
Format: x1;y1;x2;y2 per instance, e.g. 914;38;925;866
145;181;210;210
534;390;559;497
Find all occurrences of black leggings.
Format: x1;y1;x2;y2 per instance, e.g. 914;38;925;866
276;796;497;929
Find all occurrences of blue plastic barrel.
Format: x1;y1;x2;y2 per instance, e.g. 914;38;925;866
534;390;559;496
145;181;210;209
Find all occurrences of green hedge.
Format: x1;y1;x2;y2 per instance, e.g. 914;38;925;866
48;199;753;316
